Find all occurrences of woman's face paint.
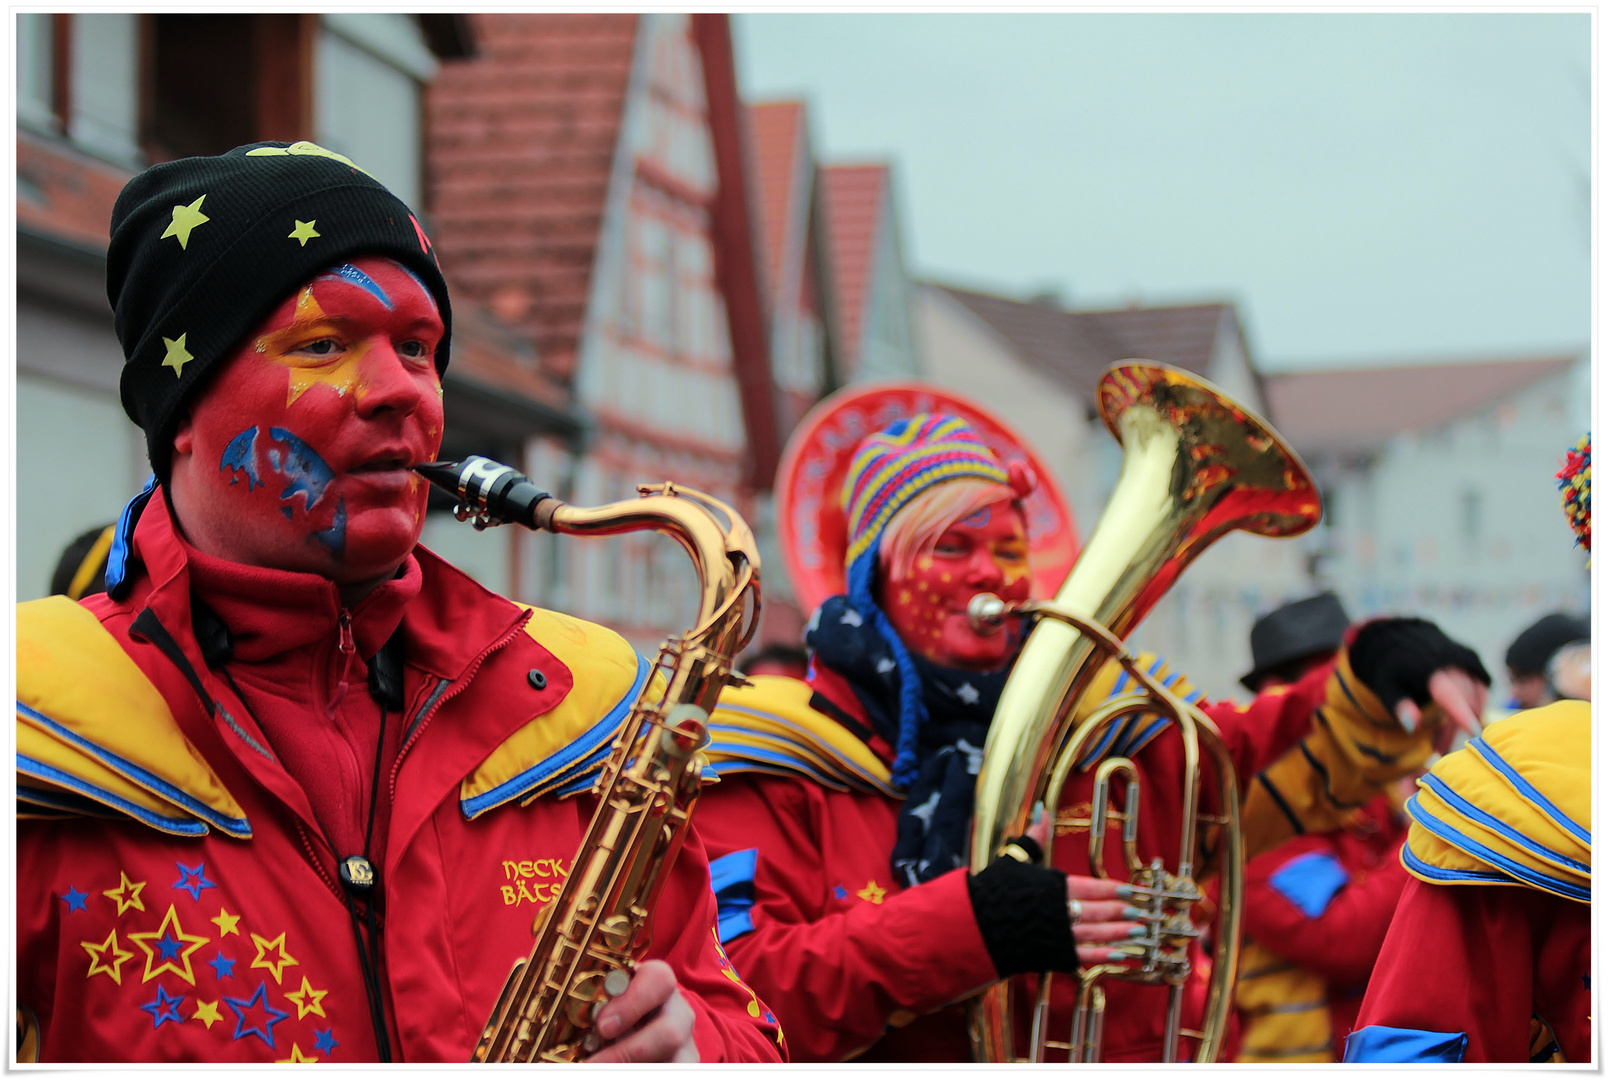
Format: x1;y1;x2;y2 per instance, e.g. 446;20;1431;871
169;256;445;587
882;498;1033;671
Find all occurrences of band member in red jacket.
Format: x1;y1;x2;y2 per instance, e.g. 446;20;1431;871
1230;592;1413;1063
1344;436;1592;1064
16;142;783;1064
695;391;1490;1062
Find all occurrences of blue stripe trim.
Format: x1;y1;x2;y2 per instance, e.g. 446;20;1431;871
1420;773;1588;874
704;733;842;789
1268;850;1350;917
1343;1025;1467;1063
709;848;758;944
18;755;210;837
105;476;156;596
1400;842;1513;887
544;743;616;799
706;705;898;792
1405;795;1589;901
18;783;124;819
17;702;251;837
462;653;651;819
1469;737;1591;846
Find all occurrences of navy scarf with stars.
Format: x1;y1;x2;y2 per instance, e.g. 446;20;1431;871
806;595;1015;887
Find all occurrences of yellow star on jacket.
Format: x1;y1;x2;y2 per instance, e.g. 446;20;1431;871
210;907;240;937
277;1043;318;1063
81;929;135;985
127;904;210;985
250;930;299;984
103;871;147;915
856;879;887;905
162;334;193;377
288;219;320;246
284;975;328;1019
192;1000;223;1030
160;195;210;249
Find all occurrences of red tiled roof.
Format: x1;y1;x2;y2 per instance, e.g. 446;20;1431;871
819;164;886;367
747;101;803;306
17;130;132;252
933;283;1233;405
424;13;640;381
1264;356;1579;456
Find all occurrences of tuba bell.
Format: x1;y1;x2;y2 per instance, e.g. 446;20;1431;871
966;361;1321;1063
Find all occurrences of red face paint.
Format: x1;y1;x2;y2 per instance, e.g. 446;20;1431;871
883;498;1032;670
168;256;444;589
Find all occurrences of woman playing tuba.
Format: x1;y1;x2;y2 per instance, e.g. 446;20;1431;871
695;380;1490;1063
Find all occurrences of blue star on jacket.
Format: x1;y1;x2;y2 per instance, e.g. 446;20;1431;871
207;950;236;980
155;933;185;962
173;861;217;902
224;980;291;1049
60;886;89;913
313;1027;339;1054
140;985;186;1029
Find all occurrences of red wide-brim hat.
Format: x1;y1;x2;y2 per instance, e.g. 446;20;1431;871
776;383;1081;615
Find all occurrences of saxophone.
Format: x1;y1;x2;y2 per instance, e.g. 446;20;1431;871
414;456;761;1063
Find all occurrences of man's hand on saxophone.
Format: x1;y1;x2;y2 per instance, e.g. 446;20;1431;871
587;960;700;1063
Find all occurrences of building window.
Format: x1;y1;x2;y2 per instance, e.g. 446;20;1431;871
315;15;432;209
69;14;140;166
17;14;56;131
144;15;313;163
1460;489;1482;556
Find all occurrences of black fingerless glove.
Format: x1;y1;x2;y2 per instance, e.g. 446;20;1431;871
1349;617;1491;710
966;837;1077;977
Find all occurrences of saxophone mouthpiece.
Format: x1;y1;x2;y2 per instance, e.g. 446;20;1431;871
414;457;553;531
967;592;1009;634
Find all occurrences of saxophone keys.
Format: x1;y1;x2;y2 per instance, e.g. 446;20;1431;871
599;914;635;950
604;968;633;998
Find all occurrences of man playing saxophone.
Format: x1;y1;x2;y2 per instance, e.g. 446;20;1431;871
15;144;784;1064
694;399;1490;1062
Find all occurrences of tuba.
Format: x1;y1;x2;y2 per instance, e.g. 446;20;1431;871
966;362;1321;1063
414;456;761;1062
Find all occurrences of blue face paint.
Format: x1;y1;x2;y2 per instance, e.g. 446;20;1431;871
219;427;263;490
318;263;393;310
312;497;347;558
960;505;992;529
266;427;334;512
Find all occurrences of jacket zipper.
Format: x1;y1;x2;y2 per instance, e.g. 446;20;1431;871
388;608;534;801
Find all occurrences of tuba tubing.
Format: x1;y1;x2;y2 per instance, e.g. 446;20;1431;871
966;362;1320;1063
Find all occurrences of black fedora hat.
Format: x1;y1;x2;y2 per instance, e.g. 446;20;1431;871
1241;592;1352;692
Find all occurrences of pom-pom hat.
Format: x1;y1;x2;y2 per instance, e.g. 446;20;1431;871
838;414;1013;787
107;140;453;481
1556;434;1590;559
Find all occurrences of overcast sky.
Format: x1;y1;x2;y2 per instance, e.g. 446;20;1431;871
732;13;1591;371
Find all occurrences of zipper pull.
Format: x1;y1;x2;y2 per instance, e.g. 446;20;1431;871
328;609;357;720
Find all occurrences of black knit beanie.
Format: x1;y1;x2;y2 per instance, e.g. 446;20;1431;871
107;140;453;481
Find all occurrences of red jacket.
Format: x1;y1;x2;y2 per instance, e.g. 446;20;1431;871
15;488;784;1063
1232;795;1409;1061
1349;879;1590;1062
695;659;1338;1062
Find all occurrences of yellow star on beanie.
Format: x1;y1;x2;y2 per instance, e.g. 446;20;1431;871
160;195;210;249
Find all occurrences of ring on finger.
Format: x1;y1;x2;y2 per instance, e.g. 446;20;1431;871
1067;898;1083;924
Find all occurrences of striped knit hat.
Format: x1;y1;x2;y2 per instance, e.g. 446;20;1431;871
839;414;1010;785
1557;433;1590;560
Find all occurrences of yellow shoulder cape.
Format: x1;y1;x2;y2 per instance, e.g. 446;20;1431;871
703;652;1197;797
459;605;663;817
17;596;252;838
1402;699;1590;903
17;595;661;834
706;675;901;797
